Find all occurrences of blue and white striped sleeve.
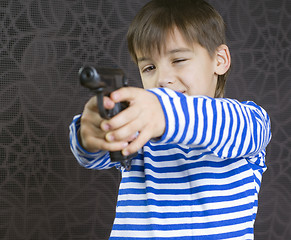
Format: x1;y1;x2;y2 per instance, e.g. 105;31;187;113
148;88;272;160
69;114;119;170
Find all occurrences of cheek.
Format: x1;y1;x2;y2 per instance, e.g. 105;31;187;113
141;79;151;89
141;76;156;89
184;71;216;96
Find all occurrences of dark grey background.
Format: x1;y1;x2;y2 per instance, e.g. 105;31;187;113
0;0;290;239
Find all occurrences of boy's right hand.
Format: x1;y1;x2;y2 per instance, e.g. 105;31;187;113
78;96;129;153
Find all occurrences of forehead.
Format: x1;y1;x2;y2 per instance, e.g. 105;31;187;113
136;28;195;58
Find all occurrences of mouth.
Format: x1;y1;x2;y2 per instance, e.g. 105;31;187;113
177;90;186;94
164;86;187;95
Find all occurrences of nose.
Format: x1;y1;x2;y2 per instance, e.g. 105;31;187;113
157;68;175;88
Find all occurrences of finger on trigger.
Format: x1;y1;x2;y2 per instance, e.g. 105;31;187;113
103;96;115;109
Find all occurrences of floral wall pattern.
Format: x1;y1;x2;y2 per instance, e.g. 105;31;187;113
0;0;290;239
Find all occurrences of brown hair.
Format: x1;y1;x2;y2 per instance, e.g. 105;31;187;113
127;0;229;98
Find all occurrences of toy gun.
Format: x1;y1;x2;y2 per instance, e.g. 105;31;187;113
79;66;137;170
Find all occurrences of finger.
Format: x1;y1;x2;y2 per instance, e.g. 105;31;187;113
110;87;141;103
100;104;140;132
104;117;141;142
81;107;103;129
79;122;105;151
81;126;129;152
126;132;139;142
80;120;129;152
85;95;115;112
87;136;129;152
82;95;116;128
103;96;115;110
122;129;151;156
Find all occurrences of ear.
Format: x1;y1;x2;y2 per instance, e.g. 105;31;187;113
214;44;231;75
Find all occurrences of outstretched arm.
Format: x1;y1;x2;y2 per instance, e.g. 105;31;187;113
103;87;271;162
148;88;272;160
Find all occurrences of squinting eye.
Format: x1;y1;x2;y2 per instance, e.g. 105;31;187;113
173;59;187;64
142;65;156;73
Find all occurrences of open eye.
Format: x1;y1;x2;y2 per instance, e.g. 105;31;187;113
142;65;156;73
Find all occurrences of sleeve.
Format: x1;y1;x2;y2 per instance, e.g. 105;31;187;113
148;88;272;161
69;114;120;170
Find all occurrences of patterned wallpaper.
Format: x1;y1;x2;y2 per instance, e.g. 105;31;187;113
0;0;290;239
214;1;291;239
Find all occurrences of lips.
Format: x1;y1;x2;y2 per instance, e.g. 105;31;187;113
177;90;186;94
163;86;186;94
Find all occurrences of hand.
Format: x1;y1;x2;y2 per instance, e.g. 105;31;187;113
78;96;129;153
100;87;165;156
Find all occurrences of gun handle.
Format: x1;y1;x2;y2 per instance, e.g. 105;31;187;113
110;151;138;170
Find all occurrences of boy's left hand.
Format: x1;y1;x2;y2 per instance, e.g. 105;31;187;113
100;87;165;156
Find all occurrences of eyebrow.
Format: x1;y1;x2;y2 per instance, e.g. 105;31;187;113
168;48;192;54
137;57;150;63
137;48;192;63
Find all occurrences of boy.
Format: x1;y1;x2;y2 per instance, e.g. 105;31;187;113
70;0;271;239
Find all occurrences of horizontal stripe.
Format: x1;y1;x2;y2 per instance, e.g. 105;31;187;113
117;189;255;207
69;88;271;239
119;176;254;195
115;203;253;220
110;228;253;240
120;169;254;190
112;215;252;231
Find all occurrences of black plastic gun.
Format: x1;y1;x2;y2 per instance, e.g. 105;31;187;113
79;66;137;170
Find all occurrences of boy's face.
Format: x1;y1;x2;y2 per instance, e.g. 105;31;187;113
136;29;219;97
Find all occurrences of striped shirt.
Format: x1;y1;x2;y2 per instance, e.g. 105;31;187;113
69;88;271;240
